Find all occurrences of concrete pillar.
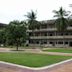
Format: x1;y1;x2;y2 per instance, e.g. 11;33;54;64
63;40;65;47
56;41;58;47
67;41;69;47
68;41;70;47
55;31;56;36
47;41;49;45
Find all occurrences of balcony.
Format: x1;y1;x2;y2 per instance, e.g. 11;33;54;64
30;36;72;39
67;27;72;30
27;27;72;32
27;28;57;32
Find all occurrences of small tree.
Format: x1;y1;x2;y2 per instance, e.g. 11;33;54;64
7;20;27;50
0;29;7;46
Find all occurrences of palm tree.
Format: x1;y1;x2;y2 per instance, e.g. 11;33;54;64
25;10;40;48
53;7;70;47
53;7;70;31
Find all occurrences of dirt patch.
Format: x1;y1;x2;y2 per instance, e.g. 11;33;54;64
0;48;10;52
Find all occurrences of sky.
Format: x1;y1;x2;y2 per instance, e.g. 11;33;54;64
0;0;72;24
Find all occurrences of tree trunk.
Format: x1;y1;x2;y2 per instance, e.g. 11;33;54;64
32;30;35;49
16;42;18;51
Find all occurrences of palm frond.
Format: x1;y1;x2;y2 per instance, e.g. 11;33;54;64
53;7;69;31
25;10;36;20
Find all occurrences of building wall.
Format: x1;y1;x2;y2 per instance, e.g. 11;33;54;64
28;20;72;47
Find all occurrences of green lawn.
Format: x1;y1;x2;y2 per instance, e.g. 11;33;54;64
43;48;72;53
0;52;72;67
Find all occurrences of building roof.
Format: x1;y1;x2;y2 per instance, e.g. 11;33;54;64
40;19;55;24
0;23;7;28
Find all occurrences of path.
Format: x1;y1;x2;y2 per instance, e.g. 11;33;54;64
0;48;72;72
0;59;72;72
24;49;72;56
0;48;72;56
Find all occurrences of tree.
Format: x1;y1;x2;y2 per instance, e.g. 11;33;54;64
25;10;40;47
7;20;27;51
53;7;70;31
0;29;7;46
53;7;70;47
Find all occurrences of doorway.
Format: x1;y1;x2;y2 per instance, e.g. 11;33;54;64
69;42;72;46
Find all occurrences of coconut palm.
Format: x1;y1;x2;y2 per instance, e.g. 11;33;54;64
53;7;70;47
25;10;40;30
25;10;40;48
53;7;70;31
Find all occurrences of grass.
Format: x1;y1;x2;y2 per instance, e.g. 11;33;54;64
43;48;72;53
0;52;72;67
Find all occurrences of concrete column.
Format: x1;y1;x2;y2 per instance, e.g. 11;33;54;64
55;31;56;36
63;40;65;47
56;41;58;47
47;41;49;45
67;41;69;47
68;41;70;47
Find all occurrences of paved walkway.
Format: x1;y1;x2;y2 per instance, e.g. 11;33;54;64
0;59;72;72
0;48;10;52
0;48;72;56
0;48;72;72
24;49;72;56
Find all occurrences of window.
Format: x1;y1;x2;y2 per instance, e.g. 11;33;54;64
70;33;72;35
65;42;68;44
70;25;72;27
56;42;57;44
41;41;43;44
58;42;63;44
50;34;53;36
61;33;63;36
65;33;68;35
29;40;33;44
36;41;39;44
44;41;47;44
44;33;47;36
41;25;47;29
49;42;53;44
29;33;33;36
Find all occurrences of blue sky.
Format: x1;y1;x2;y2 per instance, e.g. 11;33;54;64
0;0;72;24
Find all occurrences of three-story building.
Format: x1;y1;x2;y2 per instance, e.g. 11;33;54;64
28;20;72;47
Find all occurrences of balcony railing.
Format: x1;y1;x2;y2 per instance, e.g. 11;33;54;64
27;27;72;32
30;36;72;39
27;28;57;32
